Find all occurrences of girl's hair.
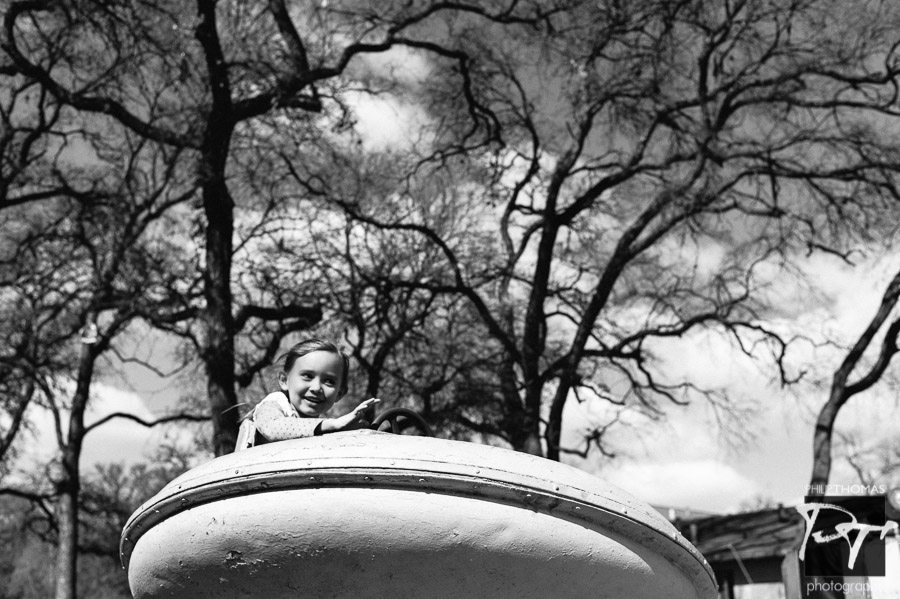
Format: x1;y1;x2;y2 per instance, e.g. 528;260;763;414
278;338;351;397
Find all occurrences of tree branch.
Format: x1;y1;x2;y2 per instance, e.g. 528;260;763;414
83;411;209;436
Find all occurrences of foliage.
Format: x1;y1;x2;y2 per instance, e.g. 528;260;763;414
0;443;193;599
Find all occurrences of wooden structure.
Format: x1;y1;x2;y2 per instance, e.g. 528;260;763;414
673;506;805;597
672;497;900;599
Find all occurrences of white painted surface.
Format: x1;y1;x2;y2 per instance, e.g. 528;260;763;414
122;431;716;599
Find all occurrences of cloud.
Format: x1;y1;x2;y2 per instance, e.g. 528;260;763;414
559;352;815;513
10;382;173;473
793;252;900;339
344;91;432;151
558;251;900;516
601;458;762;514
560;397;762;513
80;383;165;466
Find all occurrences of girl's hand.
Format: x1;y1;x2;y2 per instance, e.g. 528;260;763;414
352;397;381;417
320;398;380;433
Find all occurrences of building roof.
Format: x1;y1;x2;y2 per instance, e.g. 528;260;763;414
673;506;805;564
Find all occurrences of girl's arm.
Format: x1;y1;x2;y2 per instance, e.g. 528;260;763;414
319;398;380;433
254;396;322;440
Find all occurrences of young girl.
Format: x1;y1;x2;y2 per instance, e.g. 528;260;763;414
236;339;379;449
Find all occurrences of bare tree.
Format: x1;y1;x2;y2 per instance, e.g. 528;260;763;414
0;55;202;596
808;268;900;493
303;0;900;459
0;187;197;599
0;5;558;593
1;0;564;456
0;442;198;599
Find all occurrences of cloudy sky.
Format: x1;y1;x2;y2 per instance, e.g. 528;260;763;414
13;247;896;518
562;253;900;514
11;48;900;519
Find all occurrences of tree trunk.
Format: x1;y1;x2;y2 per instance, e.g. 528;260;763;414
519;426;543;457
808;272;900;495
506;405;543;456
197;0;239;456
497;358;543;456
520;386;544;457
544;378;570;462
202;175;239;456
809;389;842;495
53;337;95;599
53;471;79;599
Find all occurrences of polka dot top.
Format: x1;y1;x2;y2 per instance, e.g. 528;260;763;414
253;392;322;441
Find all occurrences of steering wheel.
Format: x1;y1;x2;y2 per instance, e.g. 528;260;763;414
370;407;434;437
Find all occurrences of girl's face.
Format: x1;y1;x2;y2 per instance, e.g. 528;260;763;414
279;350;345;417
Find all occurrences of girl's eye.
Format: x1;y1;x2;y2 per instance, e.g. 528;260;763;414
300;373;313;380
